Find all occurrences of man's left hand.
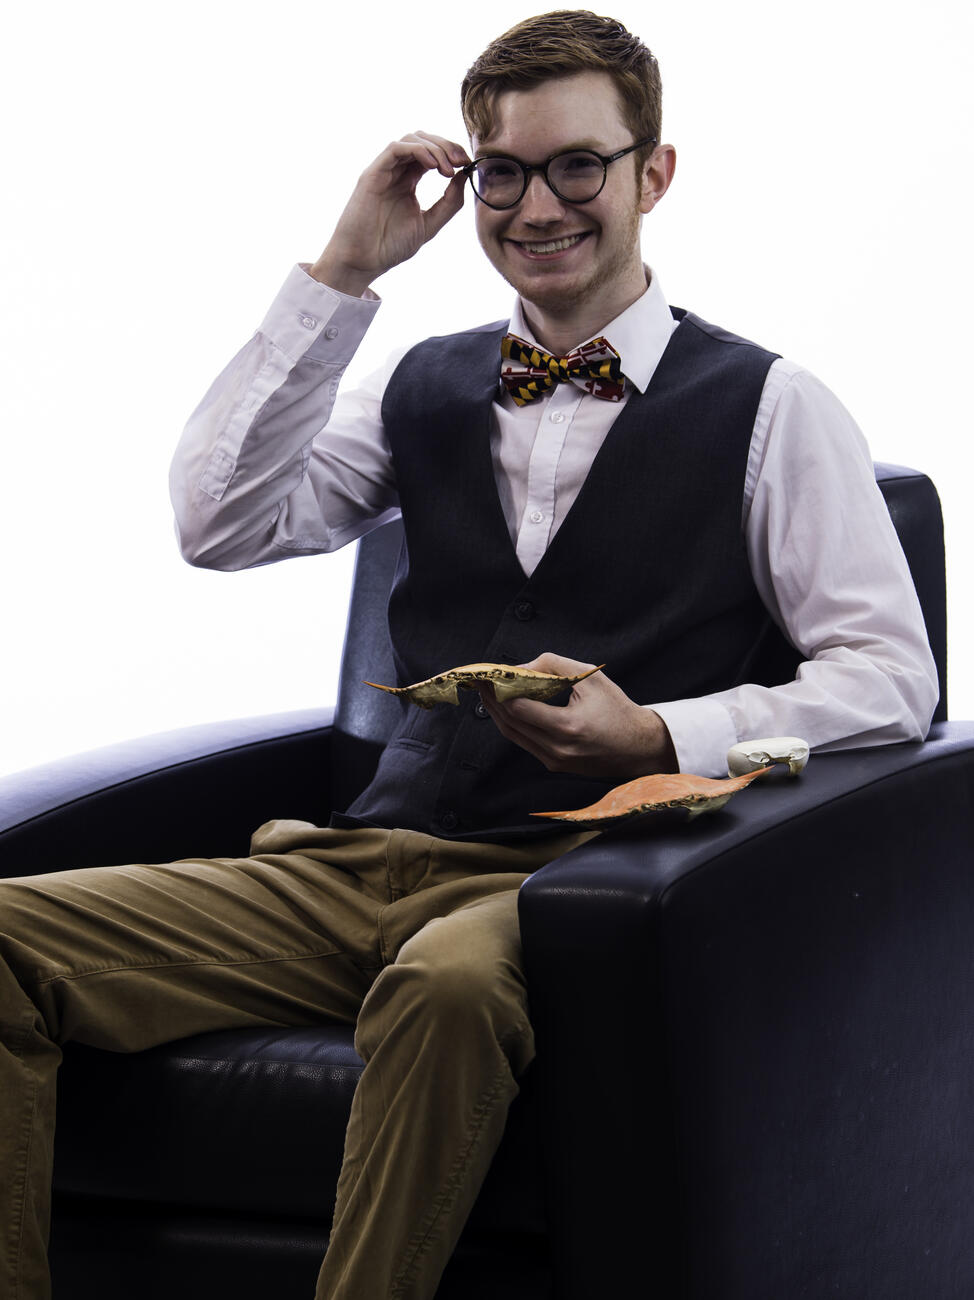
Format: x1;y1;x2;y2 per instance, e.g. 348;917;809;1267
479;653;677;782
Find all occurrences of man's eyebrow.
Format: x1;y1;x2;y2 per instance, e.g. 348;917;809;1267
474;139;608;159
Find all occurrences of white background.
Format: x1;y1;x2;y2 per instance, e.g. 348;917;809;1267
2;0;971;776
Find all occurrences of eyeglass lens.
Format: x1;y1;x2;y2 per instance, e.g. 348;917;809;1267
471;151;606;208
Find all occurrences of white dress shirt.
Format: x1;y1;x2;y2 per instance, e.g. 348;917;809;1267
170;265;938;777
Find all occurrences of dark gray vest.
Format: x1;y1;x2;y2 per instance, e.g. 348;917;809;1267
345;309;781;840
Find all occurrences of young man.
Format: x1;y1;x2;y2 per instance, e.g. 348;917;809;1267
0;11;937;1300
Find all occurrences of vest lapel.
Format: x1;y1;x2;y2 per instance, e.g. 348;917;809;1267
450;324;535;584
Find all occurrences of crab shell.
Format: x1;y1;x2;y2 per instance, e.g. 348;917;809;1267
364;662;604;710
532;766;774;827
727;736;810;777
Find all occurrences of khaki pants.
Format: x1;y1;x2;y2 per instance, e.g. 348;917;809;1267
0;819;592;1300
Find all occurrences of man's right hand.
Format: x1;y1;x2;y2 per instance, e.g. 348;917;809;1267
309;132;471;297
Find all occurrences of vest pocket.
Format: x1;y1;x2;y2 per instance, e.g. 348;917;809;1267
386;736;432;754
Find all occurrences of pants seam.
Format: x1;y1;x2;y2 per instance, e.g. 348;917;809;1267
384;831;399;904
5;1030;37;1300
376;906;393;967
388;1060;512;1298
33;945;343;989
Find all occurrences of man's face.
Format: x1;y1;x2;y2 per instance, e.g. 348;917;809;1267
471;71;655;326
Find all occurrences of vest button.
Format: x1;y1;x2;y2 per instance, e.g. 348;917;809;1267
475;701;489;719
439;811;458;832
514;600;535;621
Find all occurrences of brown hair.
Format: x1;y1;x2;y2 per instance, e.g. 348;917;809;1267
461;10;661;161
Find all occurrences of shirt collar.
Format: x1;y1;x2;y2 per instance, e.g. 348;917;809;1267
507;267;678;396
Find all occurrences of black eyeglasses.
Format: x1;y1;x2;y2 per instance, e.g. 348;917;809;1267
463;137;656;210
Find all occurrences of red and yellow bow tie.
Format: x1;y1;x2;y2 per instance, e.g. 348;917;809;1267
500;332;626;406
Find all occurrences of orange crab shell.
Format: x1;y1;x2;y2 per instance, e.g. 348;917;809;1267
532;766;774;826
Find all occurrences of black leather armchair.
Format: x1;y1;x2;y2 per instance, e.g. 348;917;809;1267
2;464;972;1299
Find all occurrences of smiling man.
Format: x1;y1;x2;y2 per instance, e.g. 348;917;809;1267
467;72;668;349
0;11;938;1300
472;76;664;334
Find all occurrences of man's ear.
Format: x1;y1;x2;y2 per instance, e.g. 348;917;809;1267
639;143;676;214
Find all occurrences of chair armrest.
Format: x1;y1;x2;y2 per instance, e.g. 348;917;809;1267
519;721;974;1299
0;708;335;877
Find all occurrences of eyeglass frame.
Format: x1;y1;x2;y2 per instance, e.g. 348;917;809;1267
462;136;658;210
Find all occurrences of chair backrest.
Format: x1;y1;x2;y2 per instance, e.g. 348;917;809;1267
873;463;947;720
330;463;947;811
331;520;406;813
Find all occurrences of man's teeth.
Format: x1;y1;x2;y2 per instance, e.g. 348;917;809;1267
520;234;584;254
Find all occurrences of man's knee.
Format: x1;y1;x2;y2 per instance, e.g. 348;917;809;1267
355;904;532;1071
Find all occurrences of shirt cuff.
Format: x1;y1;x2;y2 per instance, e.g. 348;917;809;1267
257;264;381;364
648;697;740;777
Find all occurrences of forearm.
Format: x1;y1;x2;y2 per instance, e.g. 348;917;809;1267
653;646;937;779
171;131;470;572
170;266;391;571
655;365;939;777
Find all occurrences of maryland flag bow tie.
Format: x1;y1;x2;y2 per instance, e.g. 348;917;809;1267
500;333;626;406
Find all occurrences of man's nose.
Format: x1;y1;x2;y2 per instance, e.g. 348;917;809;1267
518;171;567;223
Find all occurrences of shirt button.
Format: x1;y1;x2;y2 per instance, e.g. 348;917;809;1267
514;600;535;621
300;315;317;329
529;509;544;524
550;411;566;424
439;811;458;832
474;701;489;719
324;325;339;340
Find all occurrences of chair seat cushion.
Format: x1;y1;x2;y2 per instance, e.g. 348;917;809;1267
53;1024;545;1233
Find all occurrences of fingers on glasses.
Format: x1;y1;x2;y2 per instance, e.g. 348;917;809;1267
393;131;471;179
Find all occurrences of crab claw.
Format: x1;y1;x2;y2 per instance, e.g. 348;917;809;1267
727;736;810;777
